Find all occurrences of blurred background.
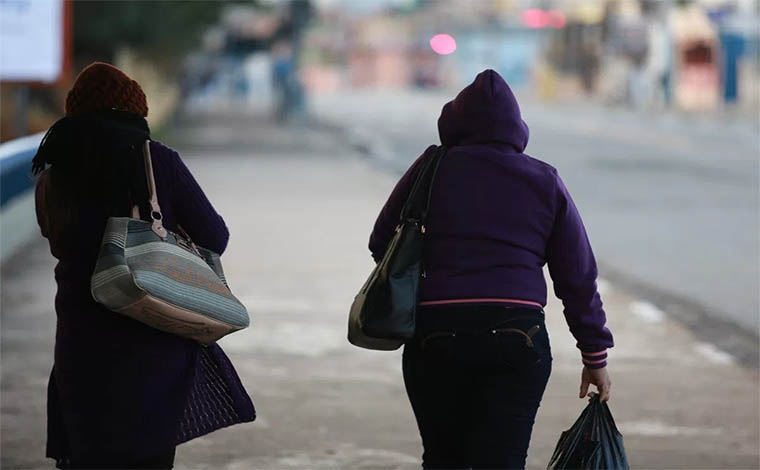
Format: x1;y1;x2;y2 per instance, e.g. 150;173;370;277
1;0;759;469
2;0;759;138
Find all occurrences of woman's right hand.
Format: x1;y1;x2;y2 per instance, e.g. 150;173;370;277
580;366;611;402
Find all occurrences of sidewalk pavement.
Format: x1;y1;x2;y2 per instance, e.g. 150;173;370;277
1;109;758;469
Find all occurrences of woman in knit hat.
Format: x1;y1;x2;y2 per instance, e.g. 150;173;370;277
33;63;255;469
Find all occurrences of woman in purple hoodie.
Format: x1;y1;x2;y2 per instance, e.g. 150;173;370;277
369;70;613;469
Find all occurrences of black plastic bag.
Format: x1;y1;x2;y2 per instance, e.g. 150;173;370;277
547;393;629;470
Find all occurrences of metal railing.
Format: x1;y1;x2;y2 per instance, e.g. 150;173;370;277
0;132;45;261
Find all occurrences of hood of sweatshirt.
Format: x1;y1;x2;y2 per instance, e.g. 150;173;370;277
437;69;529;152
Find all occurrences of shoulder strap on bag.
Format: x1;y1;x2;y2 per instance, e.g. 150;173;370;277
420;146;446;222
400;145;447;225
131;140;168;239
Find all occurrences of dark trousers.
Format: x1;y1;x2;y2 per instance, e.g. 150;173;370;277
56;448;176;469
403;306;552;470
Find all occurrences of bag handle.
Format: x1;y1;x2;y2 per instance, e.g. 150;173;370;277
398;146;435;223
400;145;447;227
420;145;446;223
131;140;167;239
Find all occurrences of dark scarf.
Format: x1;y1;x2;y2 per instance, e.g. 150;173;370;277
32;109;152;233
33;109;150;174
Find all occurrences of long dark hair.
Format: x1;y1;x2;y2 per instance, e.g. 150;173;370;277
32;109;151;243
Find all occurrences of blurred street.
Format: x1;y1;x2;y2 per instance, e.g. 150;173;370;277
2;108;758;469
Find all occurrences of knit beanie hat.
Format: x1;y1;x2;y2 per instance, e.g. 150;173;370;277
64;62;148;117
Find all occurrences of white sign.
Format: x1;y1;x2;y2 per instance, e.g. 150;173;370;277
0;0;64;83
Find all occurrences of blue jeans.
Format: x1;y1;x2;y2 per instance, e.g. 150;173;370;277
403;306;552;469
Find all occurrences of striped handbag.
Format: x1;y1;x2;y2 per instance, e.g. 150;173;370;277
91;141;249;345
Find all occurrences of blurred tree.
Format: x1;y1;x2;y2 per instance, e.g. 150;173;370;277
73;0;260;69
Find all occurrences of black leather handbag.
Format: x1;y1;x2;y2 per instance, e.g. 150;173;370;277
348;145;447;350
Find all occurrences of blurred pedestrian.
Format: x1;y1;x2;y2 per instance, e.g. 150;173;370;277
32;63;255;469
271;40;298;122
645;17;674;108
368;69;614;469
579;44;600;95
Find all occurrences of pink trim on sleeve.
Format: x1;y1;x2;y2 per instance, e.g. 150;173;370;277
582;358;607;365
581;350;607;357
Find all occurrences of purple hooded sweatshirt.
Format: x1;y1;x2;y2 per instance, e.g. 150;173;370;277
369;70;613;368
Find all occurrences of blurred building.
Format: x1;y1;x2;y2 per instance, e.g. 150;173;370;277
304;0;553;91
302;0;758;115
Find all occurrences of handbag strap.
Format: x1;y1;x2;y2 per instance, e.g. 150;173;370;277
131;140;168;239
400;145;447;227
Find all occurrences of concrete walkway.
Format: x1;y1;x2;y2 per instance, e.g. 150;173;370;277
1;109;758;469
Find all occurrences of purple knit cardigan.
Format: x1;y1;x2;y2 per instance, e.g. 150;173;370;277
37;141;255;463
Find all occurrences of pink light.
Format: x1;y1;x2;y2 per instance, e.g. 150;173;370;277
548;10;566;28
521;8;549;29
430;34;457;55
